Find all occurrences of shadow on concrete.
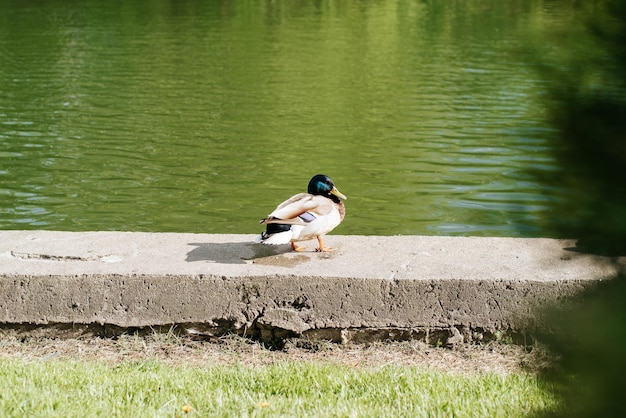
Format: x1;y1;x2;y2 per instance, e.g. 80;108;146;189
186;242;291;264
559;243;626;278
564;240;626;257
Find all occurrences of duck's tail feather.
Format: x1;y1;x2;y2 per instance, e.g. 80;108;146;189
257;230;293;245
256;223;293;245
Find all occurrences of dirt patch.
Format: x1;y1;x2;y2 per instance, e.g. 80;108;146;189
0;332;552;375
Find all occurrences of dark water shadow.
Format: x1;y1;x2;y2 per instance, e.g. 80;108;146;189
186;242;293;265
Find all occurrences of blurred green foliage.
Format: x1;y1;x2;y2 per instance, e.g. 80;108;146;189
540;0;626;255
541;277;626;417
538;1;626;416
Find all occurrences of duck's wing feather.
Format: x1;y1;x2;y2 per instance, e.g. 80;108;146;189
273;193;313;211
261;194;334;224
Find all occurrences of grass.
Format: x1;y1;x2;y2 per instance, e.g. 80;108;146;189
0;357;557;417
0;333;559;417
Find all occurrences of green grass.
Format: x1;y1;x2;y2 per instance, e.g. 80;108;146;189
0;359;557;417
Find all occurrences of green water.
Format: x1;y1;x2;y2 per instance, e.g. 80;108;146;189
0;1;584;236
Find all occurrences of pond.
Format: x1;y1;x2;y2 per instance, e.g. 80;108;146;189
0;1;587;237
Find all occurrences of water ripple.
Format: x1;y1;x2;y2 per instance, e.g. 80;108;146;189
0;0;570;236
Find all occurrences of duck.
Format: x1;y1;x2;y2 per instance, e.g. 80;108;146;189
256;174;347;252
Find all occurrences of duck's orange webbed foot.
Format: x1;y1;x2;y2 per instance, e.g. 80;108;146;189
291;242;306;252
315;236;335;252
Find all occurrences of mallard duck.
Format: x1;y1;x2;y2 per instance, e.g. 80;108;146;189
256;174;347;252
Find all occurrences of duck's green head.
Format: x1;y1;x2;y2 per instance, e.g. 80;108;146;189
308;174;347;203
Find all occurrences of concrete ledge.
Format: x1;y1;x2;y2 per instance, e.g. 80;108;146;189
1;231;623;344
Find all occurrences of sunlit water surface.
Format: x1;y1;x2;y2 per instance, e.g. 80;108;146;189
0;1;584;236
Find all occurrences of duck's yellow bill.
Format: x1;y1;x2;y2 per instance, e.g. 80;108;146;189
331;186;347;200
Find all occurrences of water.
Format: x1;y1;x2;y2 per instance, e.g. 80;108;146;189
0;1;585;236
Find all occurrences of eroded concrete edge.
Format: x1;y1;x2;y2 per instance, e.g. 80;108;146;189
0;273;597;345
0;232;620;345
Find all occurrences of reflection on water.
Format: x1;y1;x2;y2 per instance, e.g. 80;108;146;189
0;1;581;236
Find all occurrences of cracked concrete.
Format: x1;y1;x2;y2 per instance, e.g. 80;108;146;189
0;231;624;344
